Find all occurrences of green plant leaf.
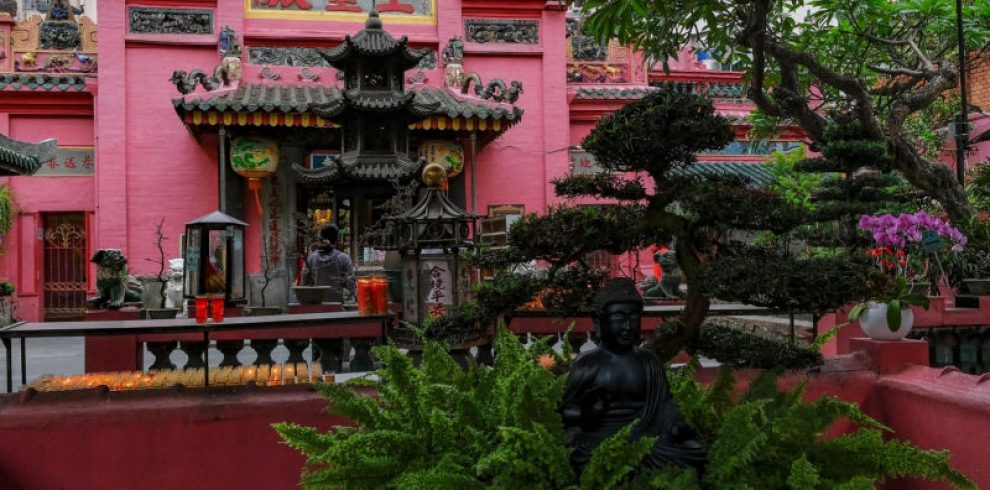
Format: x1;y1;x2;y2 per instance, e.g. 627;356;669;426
886;300;902;331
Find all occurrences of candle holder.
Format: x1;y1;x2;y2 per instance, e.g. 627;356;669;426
357;277;374;315
371;276;389;315
210;296;225;323
194;296;209;324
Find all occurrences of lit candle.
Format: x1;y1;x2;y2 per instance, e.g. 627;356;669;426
271;364;282;386
284;364;296;385
296;363;308;383
310;362;322;382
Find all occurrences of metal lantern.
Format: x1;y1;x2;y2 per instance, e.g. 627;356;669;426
382;163;479;322
183;211;248;303
230;136;279;212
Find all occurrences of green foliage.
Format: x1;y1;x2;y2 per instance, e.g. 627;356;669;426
660;365;977;489
696;246;882;316
582;90;734;174
277;331;976;489
967;160;990;212
0;280;14;297
275;326;652;489
693;323;824;370
767;147;826;213
0;184;13;239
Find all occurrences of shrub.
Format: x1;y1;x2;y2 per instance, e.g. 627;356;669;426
275;327;975;489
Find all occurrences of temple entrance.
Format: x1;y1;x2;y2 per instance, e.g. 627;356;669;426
42;212;88;320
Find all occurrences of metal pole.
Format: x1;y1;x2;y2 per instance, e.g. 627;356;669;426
219;126;228;213
20;338;26;386
470;132;478;214
956;0;969;184
3;338;11;393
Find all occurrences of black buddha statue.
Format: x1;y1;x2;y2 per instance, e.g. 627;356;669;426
560;278;706;474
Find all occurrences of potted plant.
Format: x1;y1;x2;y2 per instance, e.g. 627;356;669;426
849;276;931;341
141;218;180;319
246;228;284;316
859;211;967;297
960;249;990;295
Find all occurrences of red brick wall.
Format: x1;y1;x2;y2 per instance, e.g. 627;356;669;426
968;54;990;111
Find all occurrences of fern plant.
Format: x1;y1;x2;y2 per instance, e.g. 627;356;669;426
275;326;652;489
276;328;975;490
656;364;976;489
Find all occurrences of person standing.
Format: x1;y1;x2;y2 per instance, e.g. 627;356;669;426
301;224;356;303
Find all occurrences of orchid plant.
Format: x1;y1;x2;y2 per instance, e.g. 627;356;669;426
859;211;966;283
851;212;967;330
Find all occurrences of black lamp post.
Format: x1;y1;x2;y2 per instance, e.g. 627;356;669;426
956;0;969;184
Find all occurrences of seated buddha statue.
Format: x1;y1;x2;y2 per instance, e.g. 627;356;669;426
560;278;706;474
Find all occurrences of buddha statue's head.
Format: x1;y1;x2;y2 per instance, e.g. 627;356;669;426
592;278;644;353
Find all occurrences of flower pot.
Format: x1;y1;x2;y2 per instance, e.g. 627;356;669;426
139;278;167;309
963;279;990;296
858;302;915;341
292;286;331;305
145;308;179;320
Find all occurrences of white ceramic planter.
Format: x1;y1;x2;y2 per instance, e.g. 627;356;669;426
858;302;915;341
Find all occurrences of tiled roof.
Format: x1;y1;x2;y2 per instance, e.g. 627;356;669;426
317;11;428;71
0;74;88;92
573;86;657;100
411;87;523;122
0;134;55;176
174;84;524;125
173;84;343;114
670;162;773;188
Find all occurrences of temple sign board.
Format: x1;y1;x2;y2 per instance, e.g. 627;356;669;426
34;147;95;176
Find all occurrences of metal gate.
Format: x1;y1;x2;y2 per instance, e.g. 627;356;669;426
43;213;87;320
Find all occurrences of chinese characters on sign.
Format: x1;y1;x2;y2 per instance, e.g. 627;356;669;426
568;148;605;175
422;260;451;319
35;147;95;176
250;0;431;17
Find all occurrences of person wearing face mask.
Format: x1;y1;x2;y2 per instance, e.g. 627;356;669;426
301;224;355;303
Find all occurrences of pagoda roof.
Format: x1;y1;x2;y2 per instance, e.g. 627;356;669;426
174;84;523;130
316;10;428;72
0;133;56;176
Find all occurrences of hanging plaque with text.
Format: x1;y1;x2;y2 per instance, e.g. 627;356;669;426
34;146;95;177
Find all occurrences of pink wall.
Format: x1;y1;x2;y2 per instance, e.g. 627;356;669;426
122;45;219;275
2;115;96;321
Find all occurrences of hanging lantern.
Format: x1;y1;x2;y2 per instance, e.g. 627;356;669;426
230;137;279;213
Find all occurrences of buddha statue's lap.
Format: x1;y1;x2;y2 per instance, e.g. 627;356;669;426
561;278;707;474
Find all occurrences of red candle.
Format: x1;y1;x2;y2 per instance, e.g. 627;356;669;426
194;296;209;324
211;296;225;323
357;278;373;315
371;277;388;315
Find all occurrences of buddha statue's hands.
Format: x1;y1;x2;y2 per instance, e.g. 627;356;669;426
579;386;611;428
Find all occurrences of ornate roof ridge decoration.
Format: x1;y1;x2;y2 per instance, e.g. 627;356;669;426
572;85;657;100
316;9;428;71
0;133;57;176
0;73;89;91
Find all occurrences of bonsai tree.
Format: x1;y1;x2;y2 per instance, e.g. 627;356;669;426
475;90;879;366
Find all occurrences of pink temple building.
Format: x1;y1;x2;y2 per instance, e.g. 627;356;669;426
0;0;801;323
